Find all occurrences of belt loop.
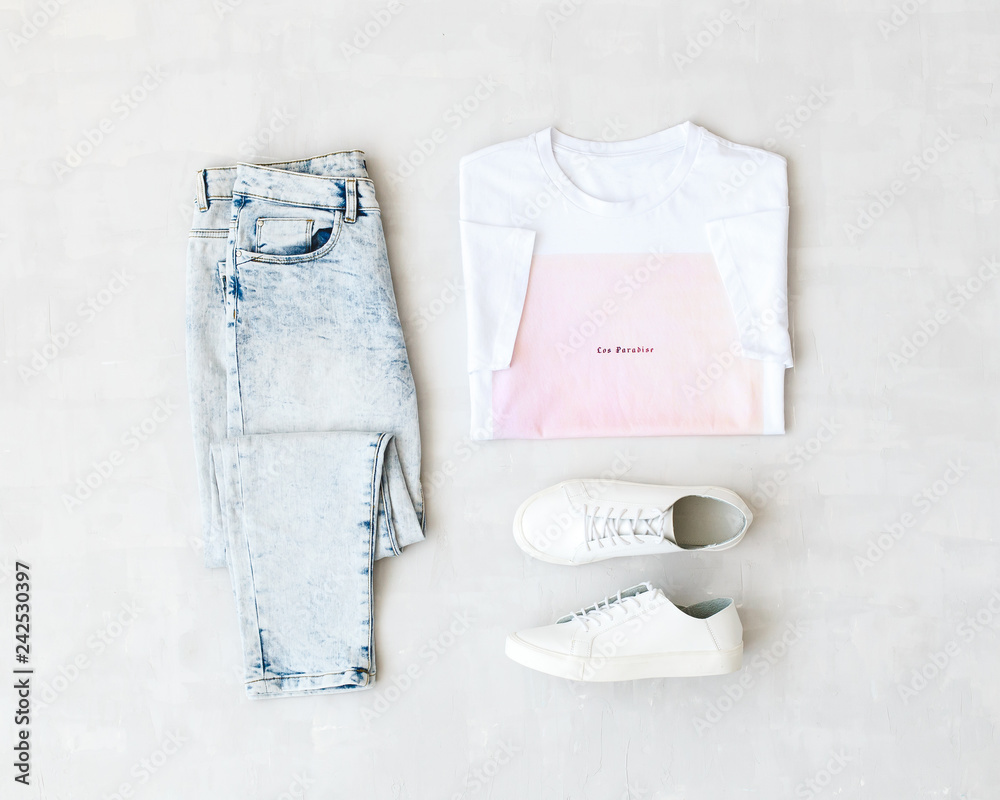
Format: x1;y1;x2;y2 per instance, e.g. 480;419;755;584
195;169;209;212
345;178;357;223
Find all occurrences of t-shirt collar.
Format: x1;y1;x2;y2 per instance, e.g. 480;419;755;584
533;121;703;217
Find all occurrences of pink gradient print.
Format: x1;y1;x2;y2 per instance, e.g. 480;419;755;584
491;253;764;438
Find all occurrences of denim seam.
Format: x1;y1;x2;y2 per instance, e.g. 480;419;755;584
208;178;374;195
245;668;365;685
211;176;375;189
368;434;388;670
231;207;248;434
385;472;400;557
207;192;378;206
189;229;229;238
230;149;367;169
234;190;379;213
234;439;267;694
379;468;400;558
235;162;374;182
200;151;368;179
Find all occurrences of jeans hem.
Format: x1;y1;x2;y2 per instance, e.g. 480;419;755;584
244;668;373;699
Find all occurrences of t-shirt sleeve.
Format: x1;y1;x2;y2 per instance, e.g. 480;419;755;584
705;154;792;368
458;153;536;373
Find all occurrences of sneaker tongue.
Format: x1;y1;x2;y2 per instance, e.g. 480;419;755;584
595;506;675;542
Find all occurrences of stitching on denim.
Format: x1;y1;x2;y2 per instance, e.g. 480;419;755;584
235;162;373;181
368;434;388;669
253;217;315;251
375;439;400;557
204;178;376;201
195;169;208;211
230;218;247;433
245;667;367;685
200;151;367;177
234;439;267;694
384;470;400;557
231;149;367;172
214;176;375;186
240;209;345;265
239;190;379;209
345;178;358;223
189;229;229;238
240;175;372;182
206;192;379;206
234;190;379;212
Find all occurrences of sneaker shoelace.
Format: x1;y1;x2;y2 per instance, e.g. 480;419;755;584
567;589;645;631
582;504;671;550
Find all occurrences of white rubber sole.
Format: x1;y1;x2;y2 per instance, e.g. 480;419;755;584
505;634;743;681
512;479;751;566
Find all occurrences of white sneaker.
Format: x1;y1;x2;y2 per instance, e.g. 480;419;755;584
505;583;742;681
513;479;752;565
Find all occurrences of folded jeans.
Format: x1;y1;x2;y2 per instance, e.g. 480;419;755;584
185;150;425;698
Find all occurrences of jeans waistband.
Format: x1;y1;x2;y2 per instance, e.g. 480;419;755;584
195;150;377;213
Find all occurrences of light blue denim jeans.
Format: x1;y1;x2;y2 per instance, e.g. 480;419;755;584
186;151;425;698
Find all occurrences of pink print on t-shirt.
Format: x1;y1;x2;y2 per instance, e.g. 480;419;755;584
490;252;764;438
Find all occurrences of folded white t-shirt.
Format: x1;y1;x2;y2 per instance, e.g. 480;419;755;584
459;121;791;440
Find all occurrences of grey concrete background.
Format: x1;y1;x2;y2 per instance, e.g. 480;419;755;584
0;0;998;798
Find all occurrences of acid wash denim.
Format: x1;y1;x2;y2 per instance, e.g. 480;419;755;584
185;151;425;699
